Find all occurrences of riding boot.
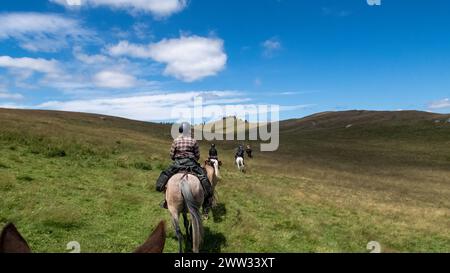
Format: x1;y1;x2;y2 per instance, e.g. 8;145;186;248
198;174;213;210
155;171;170;192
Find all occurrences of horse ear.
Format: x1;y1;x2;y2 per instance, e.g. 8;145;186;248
134;221;166;253
0;223;32;253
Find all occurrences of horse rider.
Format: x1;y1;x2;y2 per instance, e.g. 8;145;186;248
155;122;213;211
208;143;221;177
209;143;218;161
235;144;245;164
245;144;253;158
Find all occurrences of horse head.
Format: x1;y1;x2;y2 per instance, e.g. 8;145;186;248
0;223;32;253
0;221;166;253
134;221;166;253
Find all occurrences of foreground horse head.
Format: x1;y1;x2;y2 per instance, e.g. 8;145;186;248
0;221;166;253
134;221;166;253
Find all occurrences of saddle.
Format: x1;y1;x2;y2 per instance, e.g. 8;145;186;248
177;166;197;176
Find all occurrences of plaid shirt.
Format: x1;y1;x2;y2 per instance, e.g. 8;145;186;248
170;135;200;161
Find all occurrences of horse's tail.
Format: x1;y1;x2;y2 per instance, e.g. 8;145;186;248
180;176;203;253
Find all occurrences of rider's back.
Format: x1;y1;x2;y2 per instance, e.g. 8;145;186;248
170;135;200;161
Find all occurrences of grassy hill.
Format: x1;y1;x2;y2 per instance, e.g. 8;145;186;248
0;108;449;252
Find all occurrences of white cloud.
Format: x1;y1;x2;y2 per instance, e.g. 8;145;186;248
428;98;450;110
108;36;228;82
133;22;153;40
280;104;315;111
73;46;110;64
93;70;137;89
0;56;60;75
0;86;23;100
0;12;93;52
0;103;26;109
0;47;158;94
108;40;153;58
50;0;187;17
37;91;242;121
0;93;23;100
262;37;282;57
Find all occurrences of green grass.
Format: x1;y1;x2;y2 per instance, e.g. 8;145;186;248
0;108;449;253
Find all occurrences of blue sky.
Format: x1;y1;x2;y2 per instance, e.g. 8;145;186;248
0;0;450;121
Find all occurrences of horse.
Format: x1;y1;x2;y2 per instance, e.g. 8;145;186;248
203;160;219;215
166;173;204;253
165;160;219;253
0;221;166;253
208;158;221;179
236;157;245;172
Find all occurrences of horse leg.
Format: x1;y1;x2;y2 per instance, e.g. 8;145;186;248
171;216;183;253
203;207;210;220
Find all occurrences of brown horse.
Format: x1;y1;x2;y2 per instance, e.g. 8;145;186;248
0;221;166;253
165;161;218;253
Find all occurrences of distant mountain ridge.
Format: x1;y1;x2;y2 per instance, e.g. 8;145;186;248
280;110;450;132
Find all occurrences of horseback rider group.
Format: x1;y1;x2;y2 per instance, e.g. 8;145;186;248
155;121;253;210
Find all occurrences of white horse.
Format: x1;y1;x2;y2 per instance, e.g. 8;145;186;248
236;157;245;172
209;159;221;178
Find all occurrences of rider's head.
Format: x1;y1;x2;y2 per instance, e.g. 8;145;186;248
179;122;191;136
211;143;215;148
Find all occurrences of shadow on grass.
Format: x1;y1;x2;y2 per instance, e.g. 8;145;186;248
211;203;227;223
201;227;227;253
171;226;227;253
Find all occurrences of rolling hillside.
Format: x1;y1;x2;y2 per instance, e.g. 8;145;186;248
0;108;449;252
